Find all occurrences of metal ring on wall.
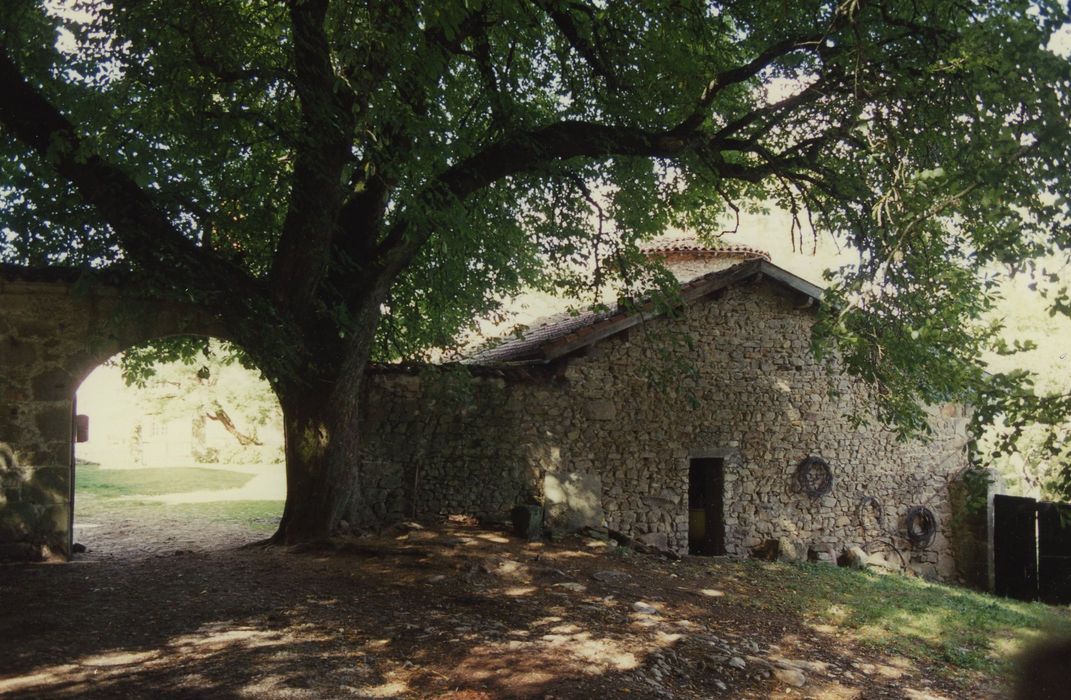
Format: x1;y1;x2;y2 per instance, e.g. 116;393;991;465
794;456;833;498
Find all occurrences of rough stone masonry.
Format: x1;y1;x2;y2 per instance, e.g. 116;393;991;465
0;268;222;560
358;264;973;581
0;261;980;582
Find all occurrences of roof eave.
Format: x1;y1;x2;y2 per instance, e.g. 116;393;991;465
473;260;824;366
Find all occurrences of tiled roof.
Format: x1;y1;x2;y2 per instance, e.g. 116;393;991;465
639;237;770;260
470;306;620;363
469;260;822;365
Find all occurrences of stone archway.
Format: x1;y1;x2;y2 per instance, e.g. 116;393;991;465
0;267;228;560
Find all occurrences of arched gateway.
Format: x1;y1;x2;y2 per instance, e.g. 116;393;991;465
0;266;228;560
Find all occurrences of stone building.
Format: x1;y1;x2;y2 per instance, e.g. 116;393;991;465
0;247;976;581
358;244;972;580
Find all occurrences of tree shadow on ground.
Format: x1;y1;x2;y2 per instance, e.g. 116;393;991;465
0;522;1031;699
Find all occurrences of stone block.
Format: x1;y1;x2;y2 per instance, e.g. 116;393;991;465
808;543;838;564
777;536;808;563
2;337;41;366
636;531;668;550
0;501;41;540
1;464;24;489
31;368;75;402
510;504;543;540
34;404;74;444
21;466;70;504
866;552;904;574
909;562;938;580
586;399;616;421
749;537;805;565
543;469;604;531
841;546;868;570
0;542;45;562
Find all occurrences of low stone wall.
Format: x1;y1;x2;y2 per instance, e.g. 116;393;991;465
359;278;971;580
360;369;550;522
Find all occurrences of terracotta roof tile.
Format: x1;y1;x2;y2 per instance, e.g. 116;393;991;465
639;237;770;260
470;306;618;363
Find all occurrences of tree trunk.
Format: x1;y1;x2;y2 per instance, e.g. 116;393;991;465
268;299;384;545
271;370;370;543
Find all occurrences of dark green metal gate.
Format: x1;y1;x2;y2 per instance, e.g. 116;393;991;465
994;495;1038;601
1038;501;1071;604
994;494;1071;604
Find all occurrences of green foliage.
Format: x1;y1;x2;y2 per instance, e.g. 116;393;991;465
2;1;1071;494
966;272;1071;499
972;372;1071;499
113;339;284;463
117;337;218;388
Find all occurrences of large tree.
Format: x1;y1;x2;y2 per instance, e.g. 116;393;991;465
2;0;1069;541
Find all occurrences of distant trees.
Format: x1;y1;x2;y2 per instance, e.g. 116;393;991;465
118;340;283;465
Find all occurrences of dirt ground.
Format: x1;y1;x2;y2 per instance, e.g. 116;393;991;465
0;515;997;699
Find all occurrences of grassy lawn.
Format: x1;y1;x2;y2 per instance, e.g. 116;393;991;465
76;462;254;496
75;462;283;533
727;558;1071;683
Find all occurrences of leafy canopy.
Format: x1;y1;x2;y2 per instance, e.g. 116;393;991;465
1;1;1070;459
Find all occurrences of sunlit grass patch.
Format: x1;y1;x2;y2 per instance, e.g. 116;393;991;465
730;558;1071;681
75;463;283;532
77;494;284;533
76;463;253;497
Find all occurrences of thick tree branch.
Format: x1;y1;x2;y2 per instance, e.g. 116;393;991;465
332;5;491;281
470;29;511;133
206;403;263;446
713;76;834;143
270;0;355;312
368;118;821;288
530;0;621;90
0;48;261;307
670;33;826;136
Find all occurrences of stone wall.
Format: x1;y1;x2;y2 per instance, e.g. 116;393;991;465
0;269;973;578
359;278;971;580
0;273;222;560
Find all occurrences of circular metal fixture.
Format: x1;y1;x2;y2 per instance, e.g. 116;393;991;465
856;495;884;528
904;506;937;548
794;456;833;498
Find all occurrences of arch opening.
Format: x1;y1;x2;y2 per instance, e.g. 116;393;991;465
72;338;285;558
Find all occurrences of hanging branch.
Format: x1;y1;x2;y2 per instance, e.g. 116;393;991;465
205;402;263;446
715;183;741;236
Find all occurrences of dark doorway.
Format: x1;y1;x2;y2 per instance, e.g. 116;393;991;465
689;457;725;556
994;494;1039;601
